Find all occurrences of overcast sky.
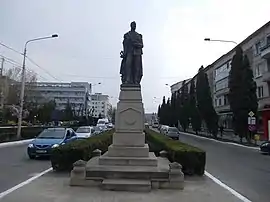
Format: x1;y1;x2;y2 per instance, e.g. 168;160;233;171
1;0;269;112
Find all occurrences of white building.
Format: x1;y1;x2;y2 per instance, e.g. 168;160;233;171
29;82;92;115
89;93;112;118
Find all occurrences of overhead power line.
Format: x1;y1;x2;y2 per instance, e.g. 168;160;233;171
0;42;22;55
26;56;61;82
0;41;61;81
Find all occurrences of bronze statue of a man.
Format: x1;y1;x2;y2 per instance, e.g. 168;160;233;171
120;21;143;85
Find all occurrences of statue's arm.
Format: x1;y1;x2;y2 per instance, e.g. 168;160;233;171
133;34;143;48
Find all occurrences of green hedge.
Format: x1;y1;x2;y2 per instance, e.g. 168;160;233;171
145;128;206;176
51;129;114;171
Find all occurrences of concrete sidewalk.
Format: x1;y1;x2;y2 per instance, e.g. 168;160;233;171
1;171;242;202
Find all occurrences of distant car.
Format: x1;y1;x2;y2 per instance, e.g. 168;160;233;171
92;126;102;136
76;126;94;138
107;123;114;129
160;125;169;134
260;141;270;154
98;124;108;132
164;127;180;140
152;122;159;128
27;128;77;159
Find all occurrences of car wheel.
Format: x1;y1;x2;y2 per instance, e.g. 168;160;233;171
28;154;35;159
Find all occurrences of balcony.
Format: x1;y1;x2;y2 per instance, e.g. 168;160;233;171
262;71;270;82
214;87;229;96
260;43;270;59
258;97;270;110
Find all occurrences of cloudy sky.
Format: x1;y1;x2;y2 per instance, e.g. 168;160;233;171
1;0;269;112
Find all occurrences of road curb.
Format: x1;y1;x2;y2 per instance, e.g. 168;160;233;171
0;139;33;148
181;131;260;150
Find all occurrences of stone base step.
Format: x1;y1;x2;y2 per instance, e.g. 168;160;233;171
108;144;149;157
102;179;151;192
99;152;158;166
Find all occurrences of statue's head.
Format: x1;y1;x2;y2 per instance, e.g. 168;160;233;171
130;21;136;31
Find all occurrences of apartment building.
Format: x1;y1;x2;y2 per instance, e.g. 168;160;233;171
170;21;270;140
29;82;92;115
89;93;112;118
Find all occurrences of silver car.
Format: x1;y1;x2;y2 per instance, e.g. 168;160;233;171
165;127;180;140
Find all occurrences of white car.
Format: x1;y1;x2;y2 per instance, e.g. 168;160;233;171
76;126;94;138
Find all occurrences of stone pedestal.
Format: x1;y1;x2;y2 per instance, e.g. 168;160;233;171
69;84;184;192
98;84;157;167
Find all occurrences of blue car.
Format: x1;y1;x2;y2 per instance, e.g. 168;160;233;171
27;127;77;159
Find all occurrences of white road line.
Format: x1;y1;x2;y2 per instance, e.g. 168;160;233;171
0;167;52;199
181;131;260;150
205;171;252;202
0;139;33;149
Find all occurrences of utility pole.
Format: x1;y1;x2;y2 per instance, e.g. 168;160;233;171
0;57;4;76
17;47;27;139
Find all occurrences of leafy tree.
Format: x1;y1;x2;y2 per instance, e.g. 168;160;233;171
159;96;166;125
228;46;258;142
37;100;56;123
157;105;161;122
63;101;74;121
111;107;116;124
178;80;189;131
170;93;177;127
196;66;218;137
166;98;173;126
189;79;201;134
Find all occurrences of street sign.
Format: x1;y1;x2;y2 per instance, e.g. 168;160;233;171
248;111;254;117
248;117;256;125
248;125;256;132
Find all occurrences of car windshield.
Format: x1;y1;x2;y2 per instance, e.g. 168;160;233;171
76;127;90;133
94;126;101;131
169;128;178;132
98;121;105;124
37;129;65;139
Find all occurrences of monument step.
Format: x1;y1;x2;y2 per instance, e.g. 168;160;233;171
107;144;149;157
86;156;169;180
99;152;158;166
102;179;151;192
86;166;168;180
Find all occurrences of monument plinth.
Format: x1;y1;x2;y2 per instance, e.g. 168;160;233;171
69;21;184;192
99;85;157;167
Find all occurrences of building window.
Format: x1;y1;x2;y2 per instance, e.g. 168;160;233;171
218;98;222;106
257;86;264;98
255;41;261;55
224;95;228;105
255;63;263;78
215;78;228;92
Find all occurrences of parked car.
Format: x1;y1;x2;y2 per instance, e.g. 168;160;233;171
152;122;159;128
27;127;77;159
160;125;169;135
145;123;149;128
164;127;180;140
98;124;108;132
92;126;102;136
76;126;94;138
260;141;270;154
107;123;114;129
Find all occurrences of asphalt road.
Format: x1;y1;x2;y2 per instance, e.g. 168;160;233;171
179;132;270;202
0;143;51;193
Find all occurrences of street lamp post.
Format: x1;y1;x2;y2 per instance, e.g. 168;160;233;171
204;38;238;45
17;34;58;138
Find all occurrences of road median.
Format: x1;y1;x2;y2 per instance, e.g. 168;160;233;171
0;171;244;202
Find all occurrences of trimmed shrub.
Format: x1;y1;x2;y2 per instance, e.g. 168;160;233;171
51;129;114;171
145;128;206;175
